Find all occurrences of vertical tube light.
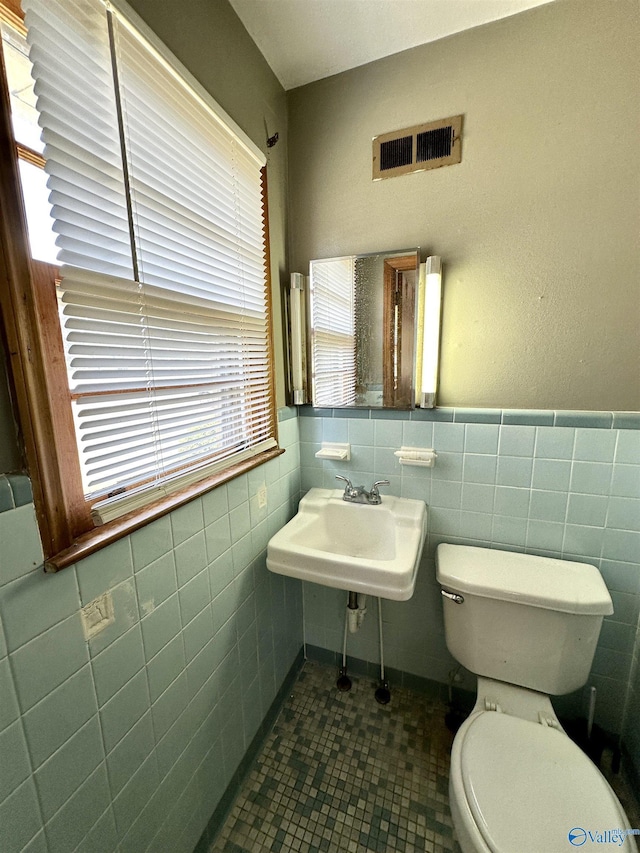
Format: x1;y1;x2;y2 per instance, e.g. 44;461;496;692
290;272;306;405
420;256;443;408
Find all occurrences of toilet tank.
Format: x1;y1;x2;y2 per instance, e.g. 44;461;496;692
436;544;613;695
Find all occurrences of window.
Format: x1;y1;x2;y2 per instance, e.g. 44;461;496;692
0;0;279;568
0;2;57;261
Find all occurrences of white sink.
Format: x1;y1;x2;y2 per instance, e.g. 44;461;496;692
266;488;427;600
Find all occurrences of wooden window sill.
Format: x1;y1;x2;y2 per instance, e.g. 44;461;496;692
43;446;284;573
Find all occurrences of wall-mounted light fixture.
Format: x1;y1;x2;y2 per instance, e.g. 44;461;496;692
289;272;306;405
419;255;443;408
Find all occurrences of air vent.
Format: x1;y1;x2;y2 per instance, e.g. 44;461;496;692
380;135;413;171
373;115;463;180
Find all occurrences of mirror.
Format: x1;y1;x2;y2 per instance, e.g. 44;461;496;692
309;249;419;409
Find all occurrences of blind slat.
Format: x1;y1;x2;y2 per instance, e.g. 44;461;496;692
23;0;275;509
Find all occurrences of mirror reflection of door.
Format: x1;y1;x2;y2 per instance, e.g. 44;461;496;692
383;255;416;408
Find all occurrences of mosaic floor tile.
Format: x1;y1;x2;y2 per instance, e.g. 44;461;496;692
210;660;640;853
211;661;461;853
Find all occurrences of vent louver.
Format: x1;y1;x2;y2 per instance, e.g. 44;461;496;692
380;135;413;171
373;115;463;180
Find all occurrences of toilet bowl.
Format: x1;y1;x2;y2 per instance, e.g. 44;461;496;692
449;678;637;852
436;544;638;853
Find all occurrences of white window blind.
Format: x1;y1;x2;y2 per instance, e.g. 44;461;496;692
309;257;356;407
22;0;276;515
24;0;133;277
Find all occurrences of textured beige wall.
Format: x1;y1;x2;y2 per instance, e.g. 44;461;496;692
287;0;640;411
126;0;290;407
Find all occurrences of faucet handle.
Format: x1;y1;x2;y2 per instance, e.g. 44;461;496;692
370;480;390;498
335;474;353;491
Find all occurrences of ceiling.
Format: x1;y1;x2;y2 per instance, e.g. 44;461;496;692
228;0;555;90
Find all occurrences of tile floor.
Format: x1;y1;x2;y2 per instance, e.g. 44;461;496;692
210;659;640;853
211;660;460;853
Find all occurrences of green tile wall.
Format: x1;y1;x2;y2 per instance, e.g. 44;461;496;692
299;412;640;751
0;412;303;853
626;624;640;791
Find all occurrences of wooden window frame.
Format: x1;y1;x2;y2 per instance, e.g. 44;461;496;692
0;12;280;573
0;0;22;31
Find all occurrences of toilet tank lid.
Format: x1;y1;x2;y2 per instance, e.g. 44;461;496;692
436;544;613;615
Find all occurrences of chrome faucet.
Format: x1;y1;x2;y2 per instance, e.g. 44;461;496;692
335;475;390;505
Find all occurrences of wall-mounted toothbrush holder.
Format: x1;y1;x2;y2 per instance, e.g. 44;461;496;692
315;443;351;461
394;447;437;467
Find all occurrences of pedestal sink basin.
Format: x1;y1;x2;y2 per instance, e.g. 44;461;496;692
266;488;428;600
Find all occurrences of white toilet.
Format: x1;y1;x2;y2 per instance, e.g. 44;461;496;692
436;543;638;853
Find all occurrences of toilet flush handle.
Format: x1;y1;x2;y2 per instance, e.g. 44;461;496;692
441;589;464;604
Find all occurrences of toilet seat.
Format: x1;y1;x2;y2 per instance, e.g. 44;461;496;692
455;710;636;853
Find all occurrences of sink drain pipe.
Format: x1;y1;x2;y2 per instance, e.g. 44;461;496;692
348;594;367;633
337;591;368;690
336;592;391;703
